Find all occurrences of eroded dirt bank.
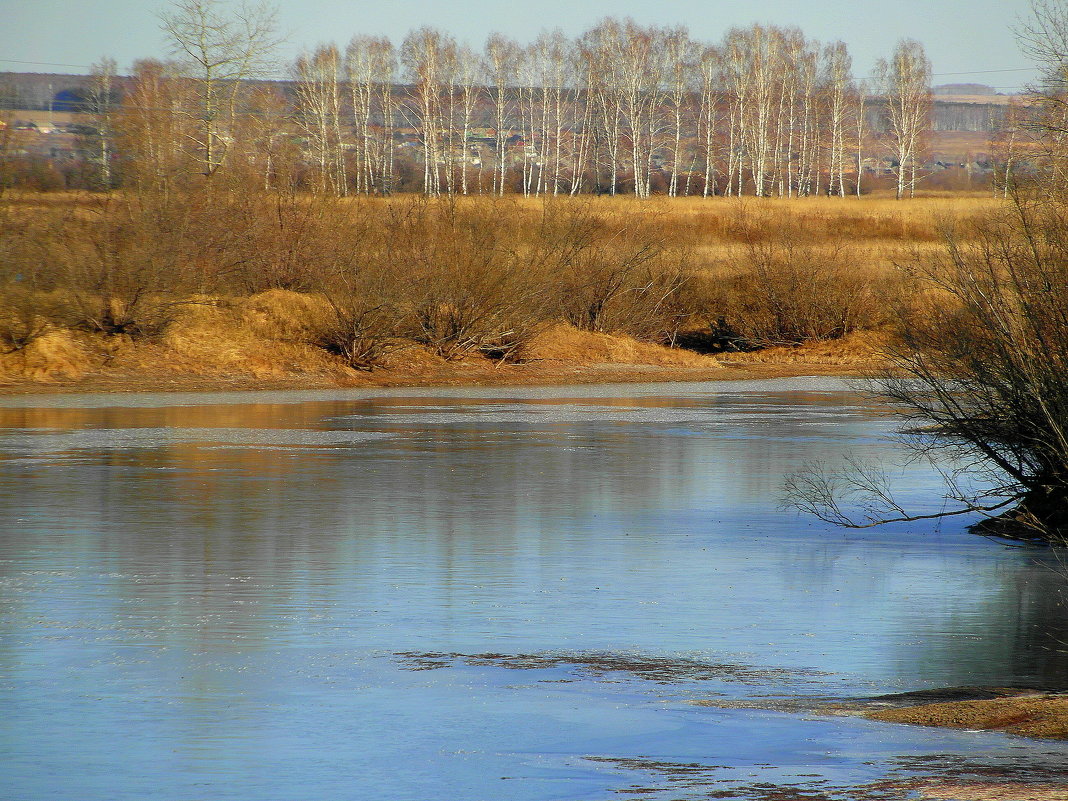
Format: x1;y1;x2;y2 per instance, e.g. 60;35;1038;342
0;320;885;396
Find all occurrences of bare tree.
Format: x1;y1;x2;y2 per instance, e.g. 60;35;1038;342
116;58;196;197
159;0;280;179
1017;0;1068;187
853;79;869;197
402;27;456;195
515;43;537;196
531;30;571;196
823;42;853;196
238;83;296;191
990;98;1027;198
787;193;1068;542
568;45;596;195
613;20;663;198
875;39;932;200
347;35;397;194
721;25;779;197
346;35;375;194
663;27;697;197
293;44;348;195
483;33;520;195
791;33;821;196
698;45;724;197
454;44;482;195
80;57;119;190
579;19;633;196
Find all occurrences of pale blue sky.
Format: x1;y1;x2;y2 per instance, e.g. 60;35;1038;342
0;0;1041;90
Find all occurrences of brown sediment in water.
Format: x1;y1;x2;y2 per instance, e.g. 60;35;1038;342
397;661;1068;799
582;754;1068;801
865;694;1068;741
694;686;1068;741
879;753;1068;801
909;782;1068;800
689;690;1068;800
392;650;829;686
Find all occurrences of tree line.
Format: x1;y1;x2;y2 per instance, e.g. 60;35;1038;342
61;0;935;199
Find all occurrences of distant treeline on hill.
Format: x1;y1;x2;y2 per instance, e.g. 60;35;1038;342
1;71;1010;133
0;69;1016;131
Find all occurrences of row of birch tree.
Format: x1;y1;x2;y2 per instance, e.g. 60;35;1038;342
79;1;934;199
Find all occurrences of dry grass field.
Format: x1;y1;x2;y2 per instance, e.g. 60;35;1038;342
0;189;1004;391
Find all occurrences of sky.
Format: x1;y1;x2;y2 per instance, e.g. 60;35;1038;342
0;0;1043;91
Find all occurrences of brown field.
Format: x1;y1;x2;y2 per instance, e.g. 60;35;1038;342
0;190;1003;394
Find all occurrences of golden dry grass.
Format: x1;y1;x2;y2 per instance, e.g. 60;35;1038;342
520;322;720;368
0;329;90;382
501;191;1003;281
157;300;341;380
0;294;345;384
720;330;889;367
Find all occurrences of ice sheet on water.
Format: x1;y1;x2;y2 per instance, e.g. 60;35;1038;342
0;377;867;409
0;426;393;457
327;404;849;428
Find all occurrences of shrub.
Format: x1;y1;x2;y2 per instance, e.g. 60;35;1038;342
552;207;691;342
314;296;407;371
0;286;56;353
385;198;554;360
713;213;888;347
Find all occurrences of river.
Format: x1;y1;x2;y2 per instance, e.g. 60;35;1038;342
1;378;1066;800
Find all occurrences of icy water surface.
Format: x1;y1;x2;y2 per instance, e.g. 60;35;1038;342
1;378;1067;800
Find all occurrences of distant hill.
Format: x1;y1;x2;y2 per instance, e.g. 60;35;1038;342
933;83;998;96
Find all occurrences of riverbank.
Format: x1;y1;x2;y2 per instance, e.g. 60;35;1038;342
5;191;992;399
0;321;887;395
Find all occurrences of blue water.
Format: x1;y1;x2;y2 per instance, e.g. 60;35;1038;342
1;378;1066;800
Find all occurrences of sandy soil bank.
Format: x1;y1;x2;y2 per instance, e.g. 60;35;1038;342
0;320;886;396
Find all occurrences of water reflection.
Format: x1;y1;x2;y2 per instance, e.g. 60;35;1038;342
0;379;1066;801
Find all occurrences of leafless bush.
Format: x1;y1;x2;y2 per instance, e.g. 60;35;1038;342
0;286;59;353
788;192;1068;542
716;221;887;347
7;189;272;338
44;196;192;336
553;209;691;341
222;191;378;294
384;198;555;360
312;258;412;371
314;296;408;370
